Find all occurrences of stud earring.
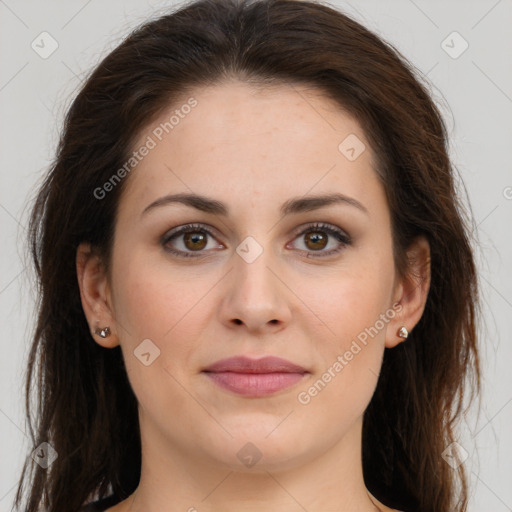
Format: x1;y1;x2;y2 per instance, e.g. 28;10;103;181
94;326;111;338
397;326;408;339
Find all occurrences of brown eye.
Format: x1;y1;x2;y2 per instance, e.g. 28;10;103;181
162;223;223;258
290;222;351;258
183;231;208;251
303;231;328;251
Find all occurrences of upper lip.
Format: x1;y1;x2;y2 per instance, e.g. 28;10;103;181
202;356;308;374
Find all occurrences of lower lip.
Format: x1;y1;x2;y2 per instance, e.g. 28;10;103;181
203;371;306;397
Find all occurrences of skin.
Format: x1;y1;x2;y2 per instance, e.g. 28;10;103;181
77;81;430;512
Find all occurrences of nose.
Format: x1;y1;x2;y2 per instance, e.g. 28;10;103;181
218;245;292;335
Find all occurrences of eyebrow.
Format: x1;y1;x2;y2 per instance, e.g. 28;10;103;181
141;192;369;218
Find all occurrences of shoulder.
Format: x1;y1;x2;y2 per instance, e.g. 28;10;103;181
369;494;405;512
80;494;119;512
370;499;404;512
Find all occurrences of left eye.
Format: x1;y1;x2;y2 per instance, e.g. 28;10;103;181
161;222;351;258
287;223;351;257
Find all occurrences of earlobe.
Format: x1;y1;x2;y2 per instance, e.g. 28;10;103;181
385;236;431;349
76;242;119;348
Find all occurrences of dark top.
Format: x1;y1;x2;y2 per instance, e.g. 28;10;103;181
81;494;119;511
80;494;405;511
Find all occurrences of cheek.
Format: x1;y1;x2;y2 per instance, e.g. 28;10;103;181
110;247;194;341
302;261;393;345
110;247;217;374
109;251;204;414
294;271;388;426
294;253;394;410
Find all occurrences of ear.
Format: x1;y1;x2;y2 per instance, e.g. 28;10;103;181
76;242;119;348
386;235;431;348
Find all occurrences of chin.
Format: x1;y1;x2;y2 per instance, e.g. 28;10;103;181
202;429;314;473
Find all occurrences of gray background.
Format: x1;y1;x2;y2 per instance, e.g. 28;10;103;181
1;0;511;510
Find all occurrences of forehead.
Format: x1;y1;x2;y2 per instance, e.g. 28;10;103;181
119;80;386;220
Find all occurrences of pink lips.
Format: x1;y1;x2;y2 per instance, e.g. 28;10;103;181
202;356;308;397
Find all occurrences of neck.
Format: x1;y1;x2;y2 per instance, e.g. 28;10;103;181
123;414;383;512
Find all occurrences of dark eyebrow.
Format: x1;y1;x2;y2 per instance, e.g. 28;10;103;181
280;193;368;216
141;192;368;218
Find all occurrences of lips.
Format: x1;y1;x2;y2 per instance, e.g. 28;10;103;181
202;356;309;397
203;356;307;374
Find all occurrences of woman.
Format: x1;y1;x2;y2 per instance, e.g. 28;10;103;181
14;0;481;510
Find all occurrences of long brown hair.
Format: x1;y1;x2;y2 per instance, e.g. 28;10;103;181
15;0;481;510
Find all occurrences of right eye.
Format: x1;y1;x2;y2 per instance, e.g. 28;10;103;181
161;223;225;258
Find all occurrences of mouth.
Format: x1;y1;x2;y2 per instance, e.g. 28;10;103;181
202;356;309;397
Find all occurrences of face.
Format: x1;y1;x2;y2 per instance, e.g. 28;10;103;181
84;81;414;472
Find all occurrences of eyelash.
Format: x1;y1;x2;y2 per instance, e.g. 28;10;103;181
161;222;352;259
